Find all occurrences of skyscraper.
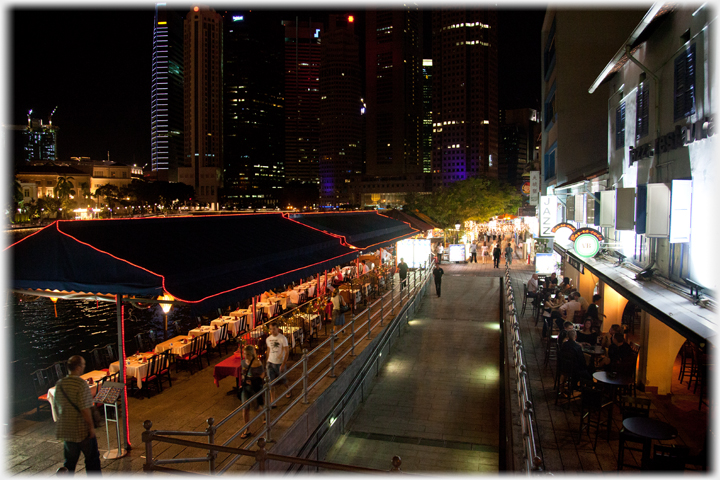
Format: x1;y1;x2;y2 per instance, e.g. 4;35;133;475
365;8;424;177
223;11;284;208
319;14;362;206
22;110;58;164
151;3;184;182
422;58;432;174
284;18;323;185
431;8;499;189
178;5;223;209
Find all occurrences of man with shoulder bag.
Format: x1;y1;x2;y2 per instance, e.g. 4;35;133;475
54;355;102;474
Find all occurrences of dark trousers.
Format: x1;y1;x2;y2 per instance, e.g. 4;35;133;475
399;275;407;290
493;256;500;268
64;436;102;474
435;280;442;296
470;252;477;263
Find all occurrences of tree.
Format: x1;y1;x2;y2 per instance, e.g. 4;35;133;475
94;184;120;215
9;178;24;223
404;177;522;228
55;176;77;219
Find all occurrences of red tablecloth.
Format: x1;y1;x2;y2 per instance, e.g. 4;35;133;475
213;355;244;387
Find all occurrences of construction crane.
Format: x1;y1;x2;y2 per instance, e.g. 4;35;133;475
49;106;58;126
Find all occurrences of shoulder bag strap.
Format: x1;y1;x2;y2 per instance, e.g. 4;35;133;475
58;381;81;413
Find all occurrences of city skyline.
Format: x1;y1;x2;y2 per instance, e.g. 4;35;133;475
9;6;543;171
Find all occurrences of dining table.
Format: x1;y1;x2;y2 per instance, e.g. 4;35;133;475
47;370;108;422
154;335;194;357
211;316;244;336
189;325;223;347
622;417;678;469
109;353;154;390
213;354;245;394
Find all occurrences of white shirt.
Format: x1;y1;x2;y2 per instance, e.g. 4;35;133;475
528;277;539;293
469;243;477;253
363;264;369;274
559;300;582;321
266;333;289;365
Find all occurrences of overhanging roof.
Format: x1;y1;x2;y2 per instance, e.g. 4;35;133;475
288;211;419;251
8;214;359;311
555;244;717;346
382;209;434;233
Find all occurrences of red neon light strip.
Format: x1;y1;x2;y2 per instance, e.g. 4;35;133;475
4;221;59;251
54;221;358;304
281;215;350;246
121;303;131;447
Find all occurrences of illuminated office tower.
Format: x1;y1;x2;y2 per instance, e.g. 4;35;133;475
151;3;184;182
422;58;432;173
22;109;58;163
365;8;423;177
223;11;284;207
179;5;223;209
319;14;362;206
284;18;323;184
431;8;499;189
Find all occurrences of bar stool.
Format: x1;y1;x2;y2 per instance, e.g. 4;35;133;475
617;396;651;470
678;340;694;384
543;318;559;368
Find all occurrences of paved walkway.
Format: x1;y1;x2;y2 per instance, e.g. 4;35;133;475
323;259;515;473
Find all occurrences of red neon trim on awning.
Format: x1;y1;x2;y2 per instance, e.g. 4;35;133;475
53;220;358;305
4;221;59;251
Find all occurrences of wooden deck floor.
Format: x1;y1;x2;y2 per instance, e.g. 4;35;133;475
6;272;428;476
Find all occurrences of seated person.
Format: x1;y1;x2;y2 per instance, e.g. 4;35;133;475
598;324;621;350
572;291;590;310
546;272;559;289
558;329;592;383
576;319;598;346
601;331;633;372
557;321;575;348
552;293;581;330
559;277;573;294
527;274;540;301
285;285;299;308
332;268;344;287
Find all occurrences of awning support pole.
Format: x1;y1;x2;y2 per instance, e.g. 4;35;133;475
116;293;130;451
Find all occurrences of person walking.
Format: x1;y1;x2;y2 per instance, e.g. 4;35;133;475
469;242;477;263
492;243;501;268
433;262;445;297
331;289;348;337
504;243;514;266
53;355;102;474
239;345;265;439
480;241;489;264
398;258;409;290
265;323;291;404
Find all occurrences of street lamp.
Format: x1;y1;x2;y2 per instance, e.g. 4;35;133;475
158;293;174;340
454;221;461;244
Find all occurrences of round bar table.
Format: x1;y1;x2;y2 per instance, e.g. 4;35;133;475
622;417;678;469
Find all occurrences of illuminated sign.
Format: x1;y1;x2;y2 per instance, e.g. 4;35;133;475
397;238;431;269
233;15;244;21
629;117;714;165
570;228;603;258
535;253;556;274
522;182;531;195
314;28;320;38
670;180;692;243
448;244;466;263
550;222;577;234
539;195;558;237
529;171;540;206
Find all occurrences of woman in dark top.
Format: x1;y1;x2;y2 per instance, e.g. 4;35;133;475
240;345;265;439
576;319;598;346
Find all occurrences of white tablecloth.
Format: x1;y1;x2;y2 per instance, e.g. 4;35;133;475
189;326;223;347
47;370;106;422
155;335;193;357
280;326;303;349
109;357;150;390
287;290;300;305
211;317;243;336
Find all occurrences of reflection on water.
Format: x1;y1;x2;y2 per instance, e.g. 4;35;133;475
9;293;200;416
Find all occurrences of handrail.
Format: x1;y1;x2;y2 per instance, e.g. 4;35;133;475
143;261;432;474
504;263;545;473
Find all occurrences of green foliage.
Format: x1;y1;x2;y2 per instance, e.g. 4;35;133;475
403;177;521;228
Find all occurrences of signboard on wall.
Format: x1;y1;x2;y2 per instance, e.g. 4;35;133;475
529;171;540;205
539;195;558;237
397;238;432;268
670;179;692;243
569;227;604;258
567;255;585;274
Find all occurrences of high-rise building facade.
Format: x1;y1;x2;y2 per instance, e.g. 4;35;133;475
178;5;223;209
151;3;184;182
431;8;499;189
284;18;323;185
422;58;432;174
319;14;363;206
498;108;540;188
223;11;284;208
365;8;424;177
22;110;58;164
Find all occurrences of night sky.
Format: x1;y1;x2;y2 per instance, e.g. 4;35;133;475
10;5;545;167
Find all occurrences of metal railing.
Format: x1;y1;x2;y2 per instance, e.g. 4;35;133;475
504;263;544;473
143;263;433;474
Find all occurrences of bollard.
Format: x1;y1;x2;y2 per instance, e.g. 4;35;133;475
390;455;402;472
329;333;336;378
302;349;309;404
142;420;154;472
256;437;268;472
206;417;216;474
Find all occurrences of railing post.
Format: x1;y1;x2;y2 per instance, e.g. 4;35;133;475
256;437;268;473
379;296;384;327
302;348;309;405
263;378;272;442
350;317;356;356
329;333;336;378
390;455;402;472
367;305;372;340
142;420;154;472
206;417;216;474
391;282;395;313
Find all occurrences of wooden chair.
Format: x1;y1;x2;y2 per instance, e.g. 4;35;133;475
156;350;172;389
617;395;652;470
215;324;230;355
147;330;159;349
543;318;559;368
577;379;613;449
198;333;212;367
572;310;586;323
90;347;109;372
678;340;695;384
651;444;689;471
176;336;201;374
51;361;67;381
104;344;118;364
555;354;581;407
30;367;54;414
134;333;149;354
140;355;163;398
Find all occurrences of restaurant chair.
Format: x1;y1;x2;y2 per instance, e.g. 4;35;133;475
176;336;201;374
52;361;68;381
104;344;118;364
572;310;586;323
617;395;652;470
215;323;230;355
30;367;54;414
678;341;695;384
133;333;148;355
650;444;690;471
577;379;613;449
140;355;163;398
156;350;172;389
147;330;158;349
554;355;581;407
543;318;559;368
172;320;184;336
199;333;212;367
90;348;109;373
521;283;530;316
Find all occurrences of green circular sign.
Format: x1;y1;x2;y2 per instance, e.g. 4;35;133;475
574;233;600;258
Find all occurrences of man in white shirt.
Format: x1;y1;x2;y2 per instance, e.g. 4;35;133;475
527;274;539;294
469;242;477;263
572;291;590;310
266;323;291;402
362;260;370;274
557;293;583;326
